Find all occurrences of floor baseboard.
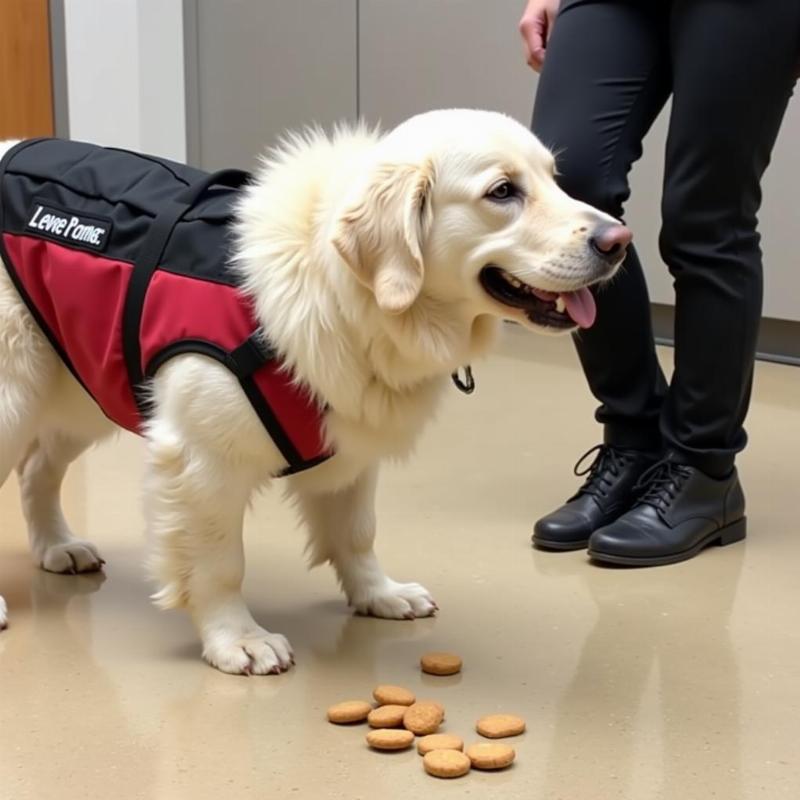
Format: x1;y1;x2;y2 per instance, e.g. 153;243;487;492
651;303;800;367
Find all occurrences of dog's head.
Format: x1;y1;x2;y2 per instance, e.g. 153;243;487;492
333;109;629;334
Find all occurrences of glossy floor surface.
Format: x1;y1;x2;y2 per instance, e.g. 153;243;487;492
1;328;798;800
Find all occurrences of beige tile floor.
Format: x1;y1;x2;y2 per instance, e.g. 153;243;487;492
0;326;798;800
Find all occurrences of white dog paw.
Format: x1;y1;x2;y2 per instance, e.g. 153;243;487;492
352;580;438;620
39;540;105;574
202;628;295;675
0;595;7;630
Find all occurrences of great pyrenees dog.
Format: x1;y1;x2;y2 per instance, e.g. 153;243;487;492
0;110;629;673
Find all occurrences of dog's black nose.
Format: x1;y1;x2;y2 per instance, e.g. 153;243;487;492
589;224;632;262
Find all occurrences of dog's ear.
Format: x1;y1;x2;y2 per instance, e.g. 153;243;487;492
333;160;435;314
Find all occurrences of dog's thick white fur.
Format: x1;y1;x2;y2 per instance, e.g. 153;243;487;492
0;110;624;669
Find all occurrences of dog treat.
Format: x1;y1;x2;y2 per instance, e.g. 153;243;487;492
417;734;464;756
466;742;516;770
404;701;445;735
420;651;462;676
326;700;372;724
423;749;471;779
367;704;408;728
476;714;526;739
373;684;416;706
366;728;415;751
414;698;445;716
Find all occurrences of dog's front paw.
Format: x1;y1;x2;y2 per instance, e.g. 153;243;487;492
0;595;7;630
351;580;438;620
39;540;105;574
202;628;295;675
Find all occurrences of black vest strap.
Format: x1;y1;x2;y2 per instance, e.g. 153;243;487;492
227;331;276;378
121;169;251;414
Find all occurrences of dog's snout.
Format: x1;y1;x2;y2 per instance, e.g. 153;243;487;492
589;224;632;262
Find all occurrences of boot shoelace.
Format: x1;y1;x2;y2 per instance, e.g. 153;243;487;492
573;444;633;500
633;460;693;511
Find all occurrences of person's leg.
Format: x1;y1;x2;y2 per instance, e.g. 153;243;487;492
589;0;800;566
533;0;671;453
531;0;672;549
659;0;800;476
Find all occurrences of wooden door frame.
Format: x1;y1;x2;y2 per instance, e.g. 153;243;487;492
49;0;70;137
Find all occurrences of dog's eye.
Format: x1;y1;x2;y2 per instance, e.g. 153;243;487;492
486;180;519;202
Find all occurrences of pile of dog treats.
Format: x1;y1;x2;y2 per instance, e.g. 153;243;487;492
326;651;525;779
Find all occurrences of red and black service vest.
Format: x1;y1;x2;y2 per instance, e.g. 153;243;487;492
0;138;331;475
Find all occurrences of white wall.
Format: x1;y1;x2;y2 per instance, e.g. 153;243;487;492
63;0;186;161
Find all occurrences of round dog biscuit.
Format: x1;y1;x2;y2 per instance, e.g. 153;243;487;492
416;699;445;718
476;714;526;738
366;728;415;751
420;651;462;676
372;684;416;706
327;700;372;724
466;742;516;770
423;749;471;778
404;701;445;735
367;704;407;729
417;734;464;756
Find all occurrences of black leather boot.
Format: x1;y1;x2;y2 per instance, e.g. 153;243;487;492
533;445;660;551
588;459;746;566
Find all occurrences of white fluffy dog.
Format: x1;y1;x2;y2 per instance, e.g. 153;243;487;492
0;110;629;673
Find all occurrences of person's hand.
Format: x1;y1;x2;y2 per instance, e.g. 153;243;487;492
519;0;561;72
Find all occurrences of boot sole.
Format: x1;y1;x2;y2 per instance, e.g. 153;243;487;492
588;517;747;567
532;537;589;552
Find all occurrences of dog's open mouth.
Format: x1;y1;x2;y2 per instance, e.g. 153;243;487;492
479;266;597;329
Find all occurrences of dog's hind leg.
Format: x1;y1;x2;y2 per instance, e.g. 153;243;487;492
16;432;106;574
292;465;438;620
0;265;59;628
0;283;53;485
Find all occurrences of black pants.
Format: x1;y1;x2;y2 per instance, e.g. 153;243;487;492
532;0;800;477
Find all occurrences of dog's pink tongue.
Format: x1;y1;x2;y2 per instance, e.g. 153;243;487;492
561;288;597;329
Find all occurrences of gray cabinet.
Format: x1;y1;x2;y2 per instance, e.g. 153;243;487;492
626;100;800;322
186;0;357;171
358;0;535;127
758;98;800;323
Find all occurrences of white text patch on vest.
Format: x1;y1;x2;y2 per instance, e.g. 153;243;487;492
27;204;109;250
